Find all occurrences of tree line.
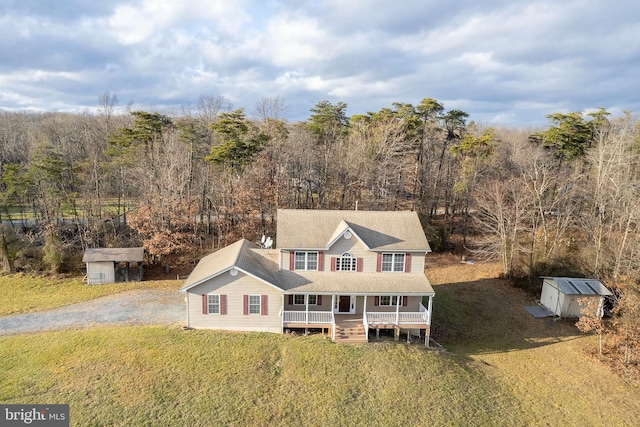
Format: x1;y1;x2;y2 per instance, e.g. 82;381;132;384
0;95;638;283
1;93;639;368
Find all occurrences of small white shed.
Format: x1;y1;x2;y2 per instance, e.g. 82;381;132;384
540;277;612;318
82;247;144;285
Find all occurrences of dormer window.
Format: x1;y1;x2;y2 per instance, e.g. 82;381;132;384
336;252;357;271
294;251;318;270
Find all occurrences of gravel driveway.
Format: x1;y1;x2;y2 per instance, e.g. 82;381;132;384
0;289;185;336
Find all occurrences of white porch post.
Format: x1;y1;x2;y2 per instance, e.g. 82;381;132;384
426;294;433;348
281;293;285;333
331;294;336;341
363;295;368;339
305;294;309;324
395;295;400;324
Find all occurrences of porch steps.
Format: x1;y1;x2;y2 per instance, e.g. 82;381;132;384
333;321;368;344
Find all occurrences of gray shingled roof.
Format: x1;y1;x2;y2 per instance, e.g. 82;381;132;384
274;270;434;294
276;209;430;251
181;240;277;291
542;277;613;296
82;247;144;263
181;238;433;295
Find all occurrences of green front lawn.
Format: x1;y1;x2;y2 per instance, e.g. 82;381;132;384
0;327;525;426
1;259;638;426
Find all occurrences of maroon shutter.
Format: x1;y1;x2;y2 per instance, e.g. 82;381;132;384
374;296;379;306
318;252;324;271
376;253;382;272
405;253;411;272
202;294;208;314
261;295;268;315
288;295;293;305
402;296;408;306
289;252;295;271
220;295;227;315
331;257;336;271
356;258;363;272
317;295;322;305
243;295;249;315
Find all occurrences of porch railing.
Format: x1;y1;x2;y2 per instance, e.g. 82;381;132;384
366;303;430;325
283;310;333;324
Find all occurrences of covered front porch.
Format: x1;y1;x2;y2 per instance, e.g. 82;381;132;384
281;293;433;346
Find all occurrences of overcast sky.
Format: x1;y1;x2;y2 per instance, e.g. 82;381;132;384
1;0;638;126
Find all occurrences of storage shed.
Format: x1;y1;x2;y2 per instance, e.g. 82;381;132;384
82;247;145;285
540;277;612;318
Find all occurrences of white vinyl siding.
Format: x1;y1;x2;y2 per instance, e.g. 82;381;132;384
327;236;373;273
186;271;281;333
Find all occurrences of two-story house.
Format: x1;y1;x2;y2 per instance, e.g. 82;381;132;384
180;209;435;344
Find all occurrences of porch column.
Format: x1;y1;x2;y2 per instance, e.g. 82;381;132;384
305;294;309;324
331;294;336;341
426;294;433;348
363;295;368;340
395;295;400;324
281;294;285;333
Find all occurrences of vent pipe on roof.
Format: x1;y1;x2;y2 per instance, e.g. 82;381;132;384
355;200;358;211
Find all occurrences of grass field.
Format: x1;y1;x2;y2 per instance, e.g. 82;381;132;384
0;274;180;316
1;255;639;426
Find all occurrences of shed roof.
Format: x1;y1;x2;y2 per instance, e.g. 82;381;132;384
276;209;430;251
82;247;144;263
542;277;613;296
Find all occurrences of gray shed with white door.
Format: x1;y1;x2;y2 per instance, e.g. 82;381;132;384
540;277;612;318
82;247;144;284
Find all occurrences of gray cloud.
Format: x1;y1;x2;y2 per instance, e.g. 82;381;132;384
0;0;639;125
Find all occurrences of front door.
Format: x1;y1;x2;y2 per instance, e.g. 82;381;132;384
339;295;351;313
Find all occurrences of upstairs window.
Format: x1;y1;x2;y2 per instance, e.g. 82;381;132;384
294;251;318;270
381;253;405;272
336;252;357;271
